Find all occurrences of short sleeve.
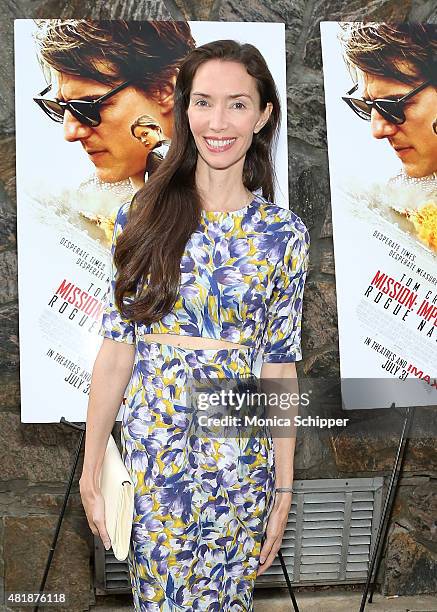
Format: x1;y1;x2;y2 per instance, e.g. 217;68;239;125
262;221;310;363
98;203;136;344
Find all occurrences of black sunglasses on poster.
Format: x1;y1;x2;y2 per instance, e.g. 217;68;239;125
342;80;431;125
33;80;133;127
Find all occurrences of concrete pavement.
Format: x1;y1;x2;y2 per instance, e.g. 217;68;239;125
93;588;437;611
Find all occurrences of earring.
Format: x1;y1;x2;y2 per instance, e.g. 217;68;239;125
433;118;437;135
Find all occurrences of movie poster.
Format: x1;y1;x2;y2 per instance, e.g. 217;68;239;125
15;20;288;423
321;23;437;409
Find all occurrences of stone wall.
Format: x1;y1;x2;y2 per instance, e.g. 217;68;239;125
1;0;436;609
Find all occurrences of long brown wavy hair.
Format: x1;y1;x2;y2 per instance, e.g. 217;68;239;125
115;39;281;325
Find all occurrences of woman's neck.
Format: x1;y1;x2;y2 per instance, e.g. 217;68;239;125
195;160;251;212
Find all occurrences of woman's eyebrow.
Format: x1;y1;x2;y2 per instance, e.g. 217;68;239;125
228;93;252;99
191;92;253;99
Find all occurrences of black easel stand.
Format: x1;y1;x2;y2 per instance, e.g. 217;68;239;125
34;418;85;612
359;405;415;612
278;549;300;612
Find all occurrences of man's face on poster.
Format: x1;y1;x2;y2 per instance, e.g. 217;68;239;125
53;70;171;183
357;68;437;179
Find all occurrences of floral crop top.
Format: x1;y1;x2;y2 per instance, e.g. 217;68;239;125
99;194;310;365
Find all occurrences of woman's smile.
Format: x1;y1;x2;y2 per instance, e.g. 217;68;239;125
204;137;237;152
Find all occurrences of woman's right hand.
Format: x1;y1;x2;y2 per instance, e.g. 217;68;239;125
78;339;135;551
79;476;111;550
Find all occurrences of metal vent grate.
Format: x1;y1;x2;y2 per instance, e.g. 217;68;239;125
94;477;383;593
94;539;131;595
256;477;383;587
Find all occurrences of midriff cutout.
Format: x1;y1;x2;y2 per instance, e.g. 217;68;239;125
142;333;248;350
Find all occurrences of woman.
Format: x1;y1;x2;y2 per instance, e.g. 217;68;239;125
130;115;172;182
80;39;309;611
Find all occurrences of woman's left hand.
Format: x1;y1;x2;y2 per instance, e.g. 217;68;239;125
257;494;292;576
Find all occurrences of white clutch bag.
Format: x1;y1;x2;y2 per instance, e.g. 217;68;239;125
99;434;134;561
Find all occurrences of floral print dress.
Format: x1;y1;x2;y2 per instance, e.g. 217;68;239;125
99;194;309;611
